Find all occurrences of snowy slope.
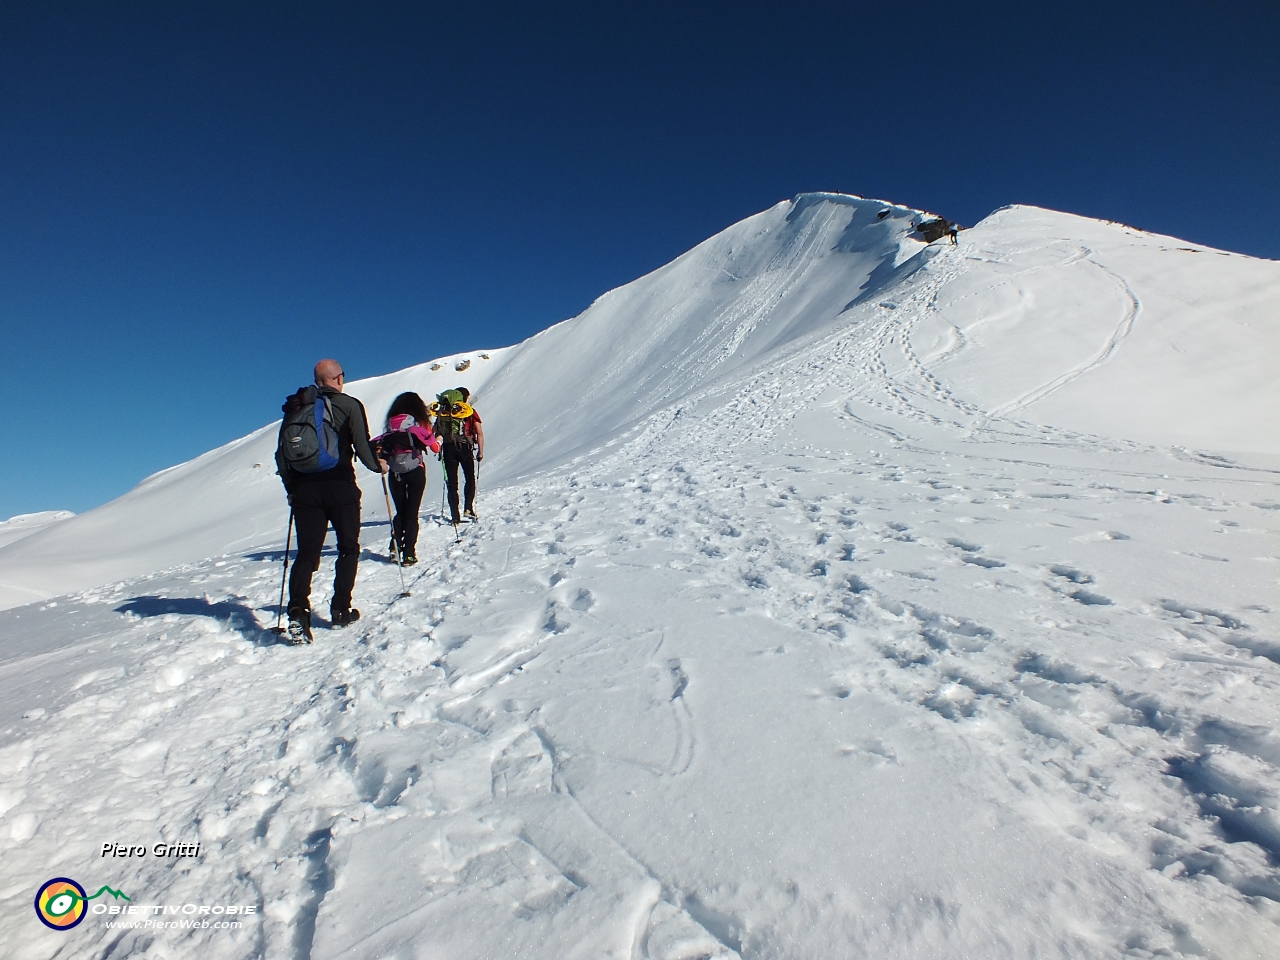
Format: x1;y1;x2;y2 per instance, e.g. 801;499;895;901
3;193;1274;610
0;512;74;551
911;205;1279;453
2;194;1279;959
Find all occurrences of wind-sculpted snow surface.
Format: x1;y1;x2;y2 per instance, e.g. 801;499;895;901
1;194;1279;957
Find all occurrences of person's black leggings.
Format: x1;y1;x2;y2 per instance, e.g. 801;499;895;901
388;465;426;556
288;480;362;614
442;441;476;522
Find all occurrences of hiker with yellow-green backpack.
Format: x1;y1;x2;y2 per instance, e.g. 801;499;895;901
432;387;484;527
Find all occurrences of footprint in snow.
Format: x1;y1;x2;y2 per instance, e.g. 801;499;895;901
961;554;1006;569
1048;565;1094;584
542;603;571;635
885;522;916;545
1015;653;1101;686
1159;599;1244;630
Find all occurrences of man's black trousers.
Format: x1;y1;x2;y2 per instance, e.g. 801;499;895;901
442;441;476;523
288;480;362;615
388;465;426;556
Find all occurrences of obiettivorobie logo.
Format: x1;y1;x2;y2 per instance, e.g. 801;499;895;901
34;877;130;930
35;874;259;933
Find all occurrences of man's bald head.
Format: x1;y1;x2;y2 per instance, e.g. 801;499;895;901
314;359;345;391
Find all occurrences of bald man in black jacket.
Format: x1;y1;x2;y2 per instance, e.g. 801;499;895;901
277;358;386;642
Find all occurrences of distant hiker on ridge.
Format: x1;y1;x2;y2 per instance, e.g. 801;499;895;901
374;392;441;566
275;358;386;643
433;386;484;526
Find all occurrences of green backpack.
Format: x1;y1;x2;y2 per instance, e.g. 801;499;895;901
433;389;470;444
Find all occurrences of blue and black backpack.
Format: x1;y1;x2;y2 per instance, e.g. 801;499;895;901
277;386;342;474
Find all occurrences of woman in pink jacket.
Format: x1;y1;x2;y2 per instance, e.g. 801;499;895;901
375;392;441;565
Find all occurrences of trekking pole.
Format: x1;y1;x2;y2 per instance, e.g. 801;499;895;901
381;474;411;598
271;508;294;635
469;448;481;523
440;460;447;524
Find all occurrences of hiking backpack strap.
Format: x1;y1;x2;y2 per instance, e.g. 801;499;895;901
313;394;340;471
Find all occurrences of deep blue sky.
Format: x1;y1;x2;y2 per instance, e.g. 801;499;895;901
2;2;1276;519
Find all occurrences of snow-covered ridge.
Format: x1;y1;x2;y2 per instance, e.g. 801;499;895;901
2;193;1279;958
0;511;75;551
0;193;1276;609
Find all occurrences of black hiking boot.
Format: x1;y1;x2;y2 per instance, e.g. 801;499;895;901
287;607;313;645
464;507;478;521
402;555;418;566
330;607;361;628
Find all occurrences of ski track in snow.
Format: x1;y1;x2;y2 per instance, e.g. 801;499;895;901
2;206;1279;958
986;253;1143;419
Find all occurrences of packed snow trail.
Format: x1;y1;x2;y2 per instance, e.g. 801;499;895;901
3;359;1278;957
